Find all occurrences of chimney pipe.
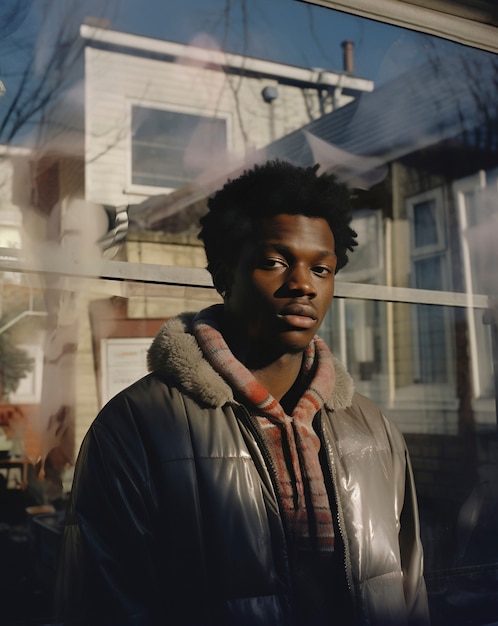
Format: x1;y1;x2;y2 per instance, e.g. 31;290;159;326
341;40;354;74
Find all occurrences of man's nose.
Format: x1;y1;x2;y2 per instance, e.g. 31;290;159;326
286;264;316;296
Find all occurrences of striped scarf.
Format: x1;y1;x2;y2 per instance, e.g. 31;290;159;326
193;305;336;554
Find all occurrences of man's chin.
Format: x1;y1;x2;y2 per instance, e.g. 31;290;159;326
278;334;312;355
285;344;308;355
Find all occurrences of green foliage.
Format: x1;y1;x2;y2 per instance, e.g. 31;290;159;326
0;323;34;398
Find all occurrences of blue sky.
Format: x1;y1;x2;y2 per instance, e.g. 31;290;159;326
108;0;464;85
0;0;468;86
0;0;473;146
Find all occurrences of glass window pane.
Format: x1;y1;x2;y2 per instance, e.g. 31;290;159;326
413;199;439;248
0;1;497;624
132;107;227;188
414;256;444;290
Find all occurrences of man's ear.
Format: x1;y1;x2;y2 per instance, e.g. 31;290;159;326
213;262;233;299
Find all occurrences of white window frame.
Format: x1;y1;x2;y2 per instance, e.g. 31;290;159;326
406;188;454;387
453;170;498;399
126;99;232;195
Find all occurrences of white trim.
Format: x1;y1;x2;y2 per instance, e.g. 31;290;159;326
453;170;496;398
79;24;374;91
124;183;176;196
334;282;489;308
337;298;348;367
454;172;481;396
0;145;32;157
126;100;232;193
303;0;498;54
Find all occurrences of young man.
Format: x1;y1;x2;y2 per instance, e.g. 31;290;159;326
56;160;429;626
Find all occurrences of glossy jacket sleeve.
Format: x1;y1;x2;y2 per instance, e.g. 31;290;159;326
55;394;160;626
398;436;431;626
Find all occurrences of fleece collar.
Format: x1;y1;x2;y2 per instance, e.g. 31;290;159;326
147;310;355;410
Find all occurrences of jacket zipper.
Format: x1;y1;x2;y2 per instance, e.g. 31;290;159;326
317;411;357;618
232;403;296;609
235;403;357;622
233;403;292;546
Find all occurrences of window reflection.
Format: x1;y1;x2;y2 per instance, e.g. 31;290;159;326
0;1;497;624
132;106;228;189
413;199;439;248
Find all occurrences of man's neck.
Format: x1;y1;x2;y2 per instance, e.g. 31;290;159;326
221;315;307;406
251;353;304;405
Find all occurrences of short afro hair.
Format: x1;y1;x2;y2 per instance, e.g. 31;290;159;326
198;160;358;292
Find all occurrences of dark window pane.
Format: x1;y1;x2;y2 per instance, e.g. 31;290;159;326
132;107;227;188
413;199;439;248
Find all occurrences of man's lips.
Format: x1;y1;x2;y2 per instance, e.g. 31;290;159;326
277;304;317;329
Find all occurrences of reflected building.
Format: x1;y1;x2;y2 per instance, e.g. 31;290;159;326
0;23;374;459
264;50;498;434
0;8;498;626
1;21;497;461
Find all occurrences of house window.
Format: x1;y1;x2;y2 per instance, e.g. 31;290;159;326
412;196;445;253
131;106;227;189
322;210;386;402
407;189;452;384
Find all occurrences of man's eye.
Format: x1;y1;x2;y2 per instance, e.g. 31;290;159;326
262;258;286;268
313;266;332;276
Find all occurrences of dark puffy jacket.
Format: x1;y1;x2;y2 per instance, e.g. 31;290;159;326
56;312;430;626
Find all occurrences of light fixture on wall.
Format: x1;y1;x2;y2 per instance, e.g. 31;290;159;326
261;85;279;103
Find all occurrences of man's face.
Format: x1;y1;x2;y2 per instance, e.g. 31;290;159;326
224;213;337;358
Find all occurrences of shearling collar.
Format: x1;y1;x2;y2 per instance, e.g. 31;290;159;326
147;311;355;410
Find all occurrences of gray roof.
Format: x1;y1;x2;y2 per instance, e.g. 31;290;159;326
130;49;498;230
265;49;498;176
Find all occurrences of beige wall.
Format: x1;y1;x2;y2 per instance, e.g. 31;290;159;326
84;45;327;208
